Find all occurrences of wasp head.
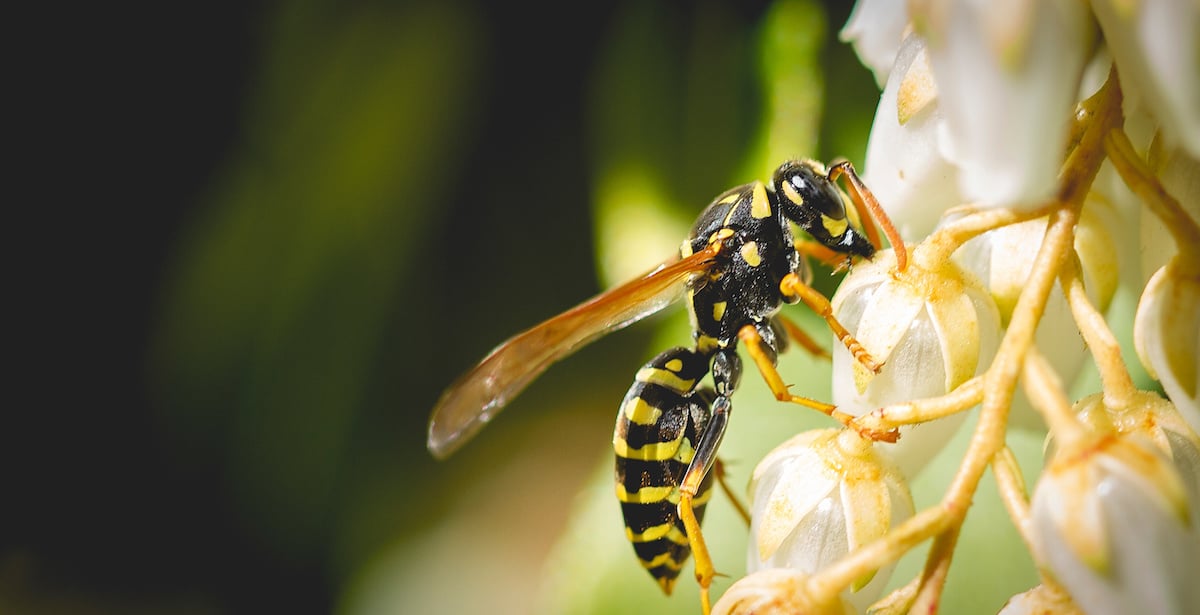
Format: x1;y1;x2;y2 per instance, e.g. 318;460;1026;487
772;160;875;259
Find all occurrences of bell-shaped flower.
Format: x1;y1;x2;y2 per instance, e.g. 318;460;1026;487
746;428;913;613
829;248;1002;477
1073;390;1200;512
1031;432;1200;615
839;0;910;88
914;0;1095;206
861;32;964;243
997;584;1083;615
713;569;854;615
1091;0;1200;158
949;205;1120;430
1134;258;1200;435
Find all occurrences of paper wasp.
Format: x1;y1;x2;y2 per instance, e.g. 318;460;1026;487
427;159;895;613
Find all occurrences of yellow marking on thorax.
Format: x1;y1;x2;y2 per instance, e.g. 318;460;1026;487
721;194;741;227
635;366;695;393
718;190;742;205
665;358;684;372
711;301;727;322
614;436;682;461
696;334;719;354
708;227;735;245
686;289;701;331
623;396;663;425
615;483;676;504
740;241;762;267
821;213;849;238
750;181;771;218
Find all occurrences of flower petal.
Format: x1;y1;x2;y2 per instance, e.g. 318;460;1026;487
840;0;910;87
1134;260;1200;433
862;33;965;242
922;0;1094;206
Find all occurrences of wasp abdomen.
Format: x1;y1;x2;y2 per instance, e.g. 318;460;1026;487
613;347;715;594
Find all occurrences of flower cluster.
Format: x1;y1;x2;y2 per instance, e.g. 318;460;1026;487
718;1;1200;613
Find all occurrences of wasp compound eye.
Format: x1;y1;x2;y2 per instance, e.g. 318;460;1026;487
774;160;848;222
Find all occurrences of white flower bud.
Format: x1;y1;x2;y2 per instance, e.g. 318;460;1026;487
1134;258;1200;435
746;428;912;613
862;33;965;243
1073;391;1200;515
916;0;1094;206
1031;433;1200;615
997;584;1083;615
713;569;855;615
1139;147;1200;282
1091;0;1200;158
830;248;1002;477
839;0;910;88
949;205;1120;430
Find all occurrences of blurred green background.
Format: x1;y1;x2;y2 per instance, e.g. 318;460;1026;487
6;1;1038;613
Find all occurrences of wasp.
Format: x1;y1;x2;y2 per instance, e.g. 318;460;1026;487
428;159;897;613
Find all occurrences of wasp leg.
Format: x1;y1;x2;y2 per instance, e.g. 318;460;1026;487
794;238;851;270
779;273;883;374
771;313;831;361
828;159;907;271
677;347;742;615
712;457;750;527
678;394;731;615
737;322;845;413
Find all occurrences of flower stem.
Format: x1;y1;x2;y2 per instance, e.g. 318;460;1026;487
992;447;1035;552
1059;257;1137;408
912;203;1056;271
1025;348;1091;446
853;376;984;433
1104;127;1200;270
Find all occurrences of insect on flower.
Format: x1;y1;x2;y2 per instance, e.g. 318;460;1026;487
426;159;901;613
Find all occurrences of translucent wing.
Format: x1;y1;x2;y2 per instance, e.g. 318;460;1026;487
427;245;720;459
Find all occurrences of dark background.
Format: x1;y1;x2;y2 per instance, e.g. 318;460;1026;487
8;1;876;612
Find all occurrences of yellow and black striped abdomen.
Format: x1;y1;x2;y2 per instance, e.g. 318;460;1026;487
613;347;714;594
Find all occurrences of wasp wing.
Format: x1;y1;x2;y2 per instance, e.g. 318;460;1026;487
427;245;719;459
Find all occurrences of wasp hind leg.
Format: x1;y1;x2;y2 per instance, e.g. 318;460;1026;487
711;457;750;526
677;394;730;615
677;345;747;615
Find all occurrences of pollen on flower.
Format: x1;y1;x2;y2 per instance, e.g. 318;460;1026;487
896;48;937;125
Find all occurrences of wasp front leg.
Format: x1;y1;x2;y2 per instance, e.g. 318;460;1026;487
779;272;883;374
